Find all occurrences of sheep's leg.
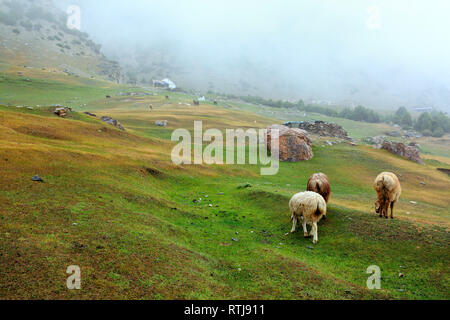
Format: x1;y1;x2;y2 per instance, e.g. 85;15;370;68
390;201;395;219
303;221;309;238
290;216;298;233
312;222;318;244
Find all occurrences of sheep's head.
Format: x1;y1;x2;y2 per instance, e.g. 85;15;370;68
375;200;381;214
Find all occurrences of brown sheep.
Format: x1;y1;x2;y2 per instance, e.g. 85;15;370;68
374;172;402;219
307;173;331;204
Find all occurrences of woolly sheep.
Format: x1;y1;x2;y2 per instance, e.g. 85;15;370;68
374;172;402;219
289;191;327;244
307;173;331;204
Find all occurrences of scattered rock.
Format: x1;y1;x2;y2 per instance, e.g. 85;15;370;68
84;112;97;117
382;141;424;165
31;175;44;182
365;136;386;145
266;125;314;162
232;238;239;242
410;201;417;205
399;273;404;278
285;121;351;140
101;116;125;130
155;120;168;127
306;246;315;250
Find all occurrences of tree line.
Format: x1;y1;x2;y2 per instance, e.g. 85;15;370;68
234;95;449;137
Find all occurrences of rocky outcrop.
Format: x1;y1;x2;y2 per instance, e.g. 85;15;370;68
101;116;125;131
266;125;313;162
382;141;424;165
54;107;72;118
285;121;350;140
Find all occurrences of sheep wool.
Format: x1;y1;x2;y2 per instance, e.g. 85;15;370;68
307;173;332;203
289;191;327;244
373;172;402;219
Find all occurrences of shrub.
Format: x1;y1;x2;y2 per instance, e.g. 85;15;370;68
432;127;445;138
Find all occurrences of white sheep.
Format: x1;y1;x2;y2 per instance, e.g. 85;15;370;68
289;191;327;244
374;172;402;219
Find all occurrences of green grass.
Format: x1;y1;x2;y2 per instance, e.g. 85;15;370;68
0;71;449;300
0;73;144;109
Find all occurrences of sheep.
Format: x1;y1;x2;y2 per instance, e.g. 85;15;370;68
307;173;331;204
289;191;327;244
373;172;402;219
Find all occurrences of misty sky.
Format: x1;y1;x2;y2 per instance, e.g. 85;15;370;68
56;0;450;110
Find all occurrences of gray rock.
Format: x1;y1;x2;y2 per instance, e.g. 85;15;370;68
31;175;44;182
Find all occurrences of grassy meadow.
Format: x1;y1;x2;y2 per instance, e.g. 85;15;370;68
0;72;449;300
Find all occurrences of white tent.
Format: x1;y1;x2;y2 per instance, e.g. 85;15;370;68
161;78;177;90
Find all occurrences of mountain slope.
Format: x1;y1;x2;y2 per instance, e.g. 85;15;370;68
0;0;122;82
0;76;449;299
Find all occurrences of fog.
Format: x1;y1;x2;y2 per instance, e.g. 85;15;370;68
57;0;450;111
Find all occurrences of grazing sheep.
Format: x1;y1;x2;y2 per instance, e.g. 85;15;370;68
374;172;402;219
307;173;331;204
289;191;327;244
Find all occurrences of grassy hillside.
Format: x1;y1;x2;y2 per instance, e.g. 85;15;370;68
0;73;449;300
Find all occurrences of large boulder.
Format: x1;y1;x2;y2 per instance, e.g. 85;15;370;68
266;125;313;162
285;121;351;140
382;141;424;165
